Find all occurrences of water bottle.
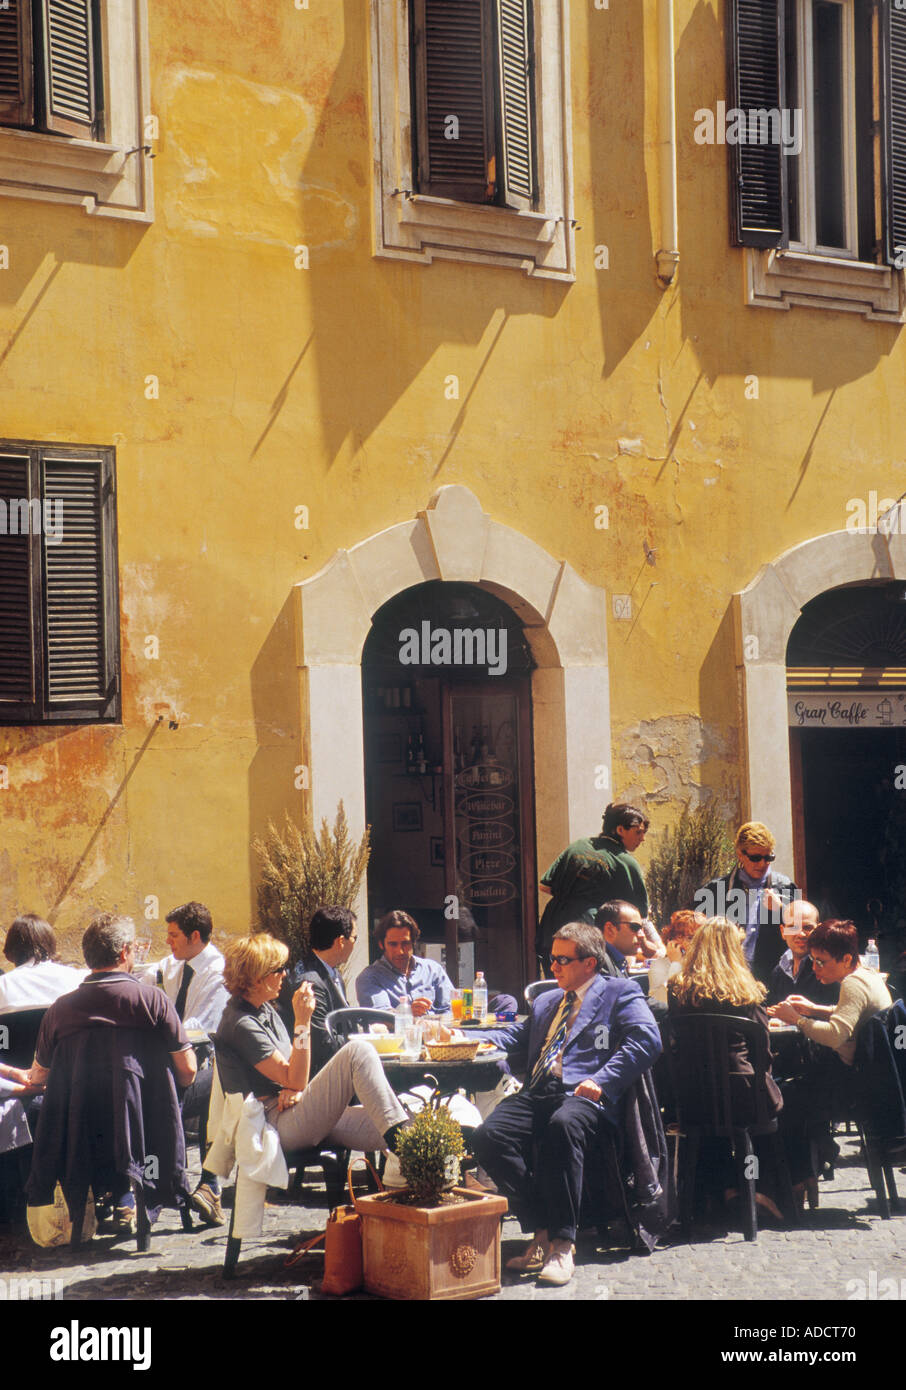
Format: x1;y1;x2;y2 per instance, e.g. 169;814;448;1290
473;971;488;1024
395;995;413;1037
863;938;880;972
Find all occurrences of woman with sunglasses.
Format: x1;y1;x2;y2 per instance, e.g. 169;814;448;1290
214;934;408;1157
694;822;798;987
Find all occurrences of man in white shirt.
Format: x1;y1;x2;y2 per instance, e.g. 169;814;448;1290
140;902;229;1225
0;914;86;1018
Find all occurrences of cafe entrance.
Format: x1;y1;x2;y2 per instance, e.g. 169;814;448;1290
362;582;537;1001
787;581;906;941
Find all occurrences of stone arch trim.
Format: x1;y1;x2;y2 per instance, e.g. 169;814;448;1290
292;486;612;971
734;528;906;871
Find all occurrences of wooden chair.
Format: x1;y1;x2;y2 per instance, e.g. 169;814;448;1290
664;1013;797;1241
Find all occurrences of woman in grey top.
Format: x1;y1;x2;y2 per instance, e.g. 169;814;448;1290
214;934;407;1155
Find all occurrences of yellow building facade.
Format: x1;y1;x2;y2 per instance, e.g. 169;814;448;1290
2;0;905;992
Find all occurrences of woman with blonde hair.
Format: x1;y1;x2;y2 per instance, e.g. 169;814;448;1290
214;934;409;1158
668;917;785;1219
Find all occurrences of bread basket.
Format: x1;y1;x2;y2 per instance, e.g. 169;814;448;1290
425;1039;481;1062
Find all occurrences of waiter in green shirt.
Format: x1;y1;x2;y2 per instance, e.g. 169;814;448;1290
535;802;649;966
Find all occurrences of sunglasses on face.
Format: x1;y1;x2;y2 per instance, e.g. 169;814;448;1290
549;953;586;967
744;851;775;863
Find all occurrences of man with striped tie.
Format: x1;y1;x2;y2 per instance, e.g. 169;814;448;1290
472;922;661;1286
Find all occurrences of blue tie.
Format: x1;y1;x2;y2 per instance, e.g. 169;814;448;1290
527;991;577;1092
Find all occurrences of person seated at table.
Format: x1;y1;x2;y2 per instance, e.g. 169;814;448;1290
356;909;517;1017
140;901;230;1228
648;910;705;1006
214;934;409;1159
472;923;662;1287
768;919;892;1063
594;901;648;979
0;914;86;1016
667;916;785;1220
765;901;838;1009
278;905;358;1073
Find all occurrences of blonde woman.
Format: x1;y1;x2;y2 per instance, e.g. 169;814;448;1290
213;934;408;1157
668;916;784;1219
694;822;798;985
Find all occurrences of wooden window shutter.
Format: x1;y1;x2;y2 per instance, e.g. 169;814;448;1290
413;0;497;202
727;0;788;247
0;0;34;127
880;0;906;266
39;0;96;138
42;455;114;713
0;453;37;708
495;0;535;210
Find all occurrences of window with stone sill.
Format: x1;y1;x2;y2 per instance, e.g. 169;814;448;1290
0;0;152;222
371;0;575;281
728;0;906;321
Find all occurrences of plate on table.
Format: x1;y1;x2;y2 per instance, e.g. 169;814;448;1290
359;1033;404;1056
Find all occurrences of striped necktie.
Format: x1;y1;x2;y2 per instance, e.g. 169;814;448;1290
527;990;577;1092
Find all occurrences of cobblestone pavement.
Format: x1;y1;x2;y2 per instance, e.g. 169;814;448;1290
1;1135;903;1303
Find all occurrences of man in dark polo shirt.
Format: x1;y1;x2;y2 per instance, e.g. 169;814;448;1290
29;913;195;1231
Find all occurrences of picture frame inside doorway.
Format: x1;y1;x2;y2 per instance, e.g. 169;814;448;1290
392;802;422;832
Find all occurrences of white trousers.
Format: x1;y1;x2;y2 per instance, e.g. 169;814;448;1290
266;1038;408;1152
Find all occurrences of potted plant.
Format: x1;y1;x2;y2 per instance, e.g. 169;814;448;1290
355;1092;508;1301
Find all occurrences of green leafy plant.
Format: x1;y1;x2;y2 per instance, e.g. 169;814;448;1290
394;1093;467;1206
253;801;370;967
646;800;735;925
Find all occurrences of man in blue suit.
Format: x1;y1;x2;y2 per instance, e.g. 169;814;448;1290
472;922;661;1286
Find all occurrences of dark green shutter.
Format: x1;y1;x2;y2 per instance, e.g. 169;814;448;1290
0;0;34;127
495;0;535;210
42;456;109;708
413;0;496;202
0;454;36;707
727;0;788;247
880;0;906;266
40;0;95;138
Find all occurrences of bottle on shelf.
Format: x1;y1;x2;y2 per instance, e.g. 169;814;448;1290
406;734;415;773
863;938;880;972
416;731;427;775
395;995;413;1037
473;971;488;1024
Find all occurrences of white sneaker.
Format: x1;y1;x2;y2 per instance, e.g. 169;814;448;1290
538;1244;575;1286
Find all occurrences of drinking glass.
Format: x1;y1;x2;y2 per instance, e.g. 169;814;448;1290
402;1023;423;1060
133;935;152;967
450;990;464;1022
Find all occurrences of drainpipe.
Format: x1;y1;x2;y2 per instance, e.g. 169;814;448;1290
656;0;680;288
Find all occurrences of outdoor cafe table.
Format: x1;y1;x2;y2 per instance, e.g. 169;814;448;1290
378;1048;508;1095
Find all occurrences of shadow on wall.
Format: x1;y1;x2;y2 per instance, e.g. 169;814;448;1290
247;589;304;921
588;0;663;380
289;0;569;476
697;600;742;826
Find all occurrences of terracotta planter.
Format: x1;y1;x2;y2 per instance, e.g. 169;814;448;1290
357;1187;508;1300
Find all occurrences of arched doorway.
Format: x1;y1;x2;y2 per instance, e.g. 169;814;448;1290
362;581;536;998
293;485;613;988
786;581;906;939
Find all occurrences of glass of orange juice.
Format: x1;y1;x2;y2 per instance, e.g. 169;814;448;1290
450;990;464;1022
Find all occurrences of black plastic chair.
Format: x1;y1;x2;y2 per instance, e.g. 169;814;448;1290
223;1143;349;1278
847;1009;905;1220
664;1013;797;1241
524;981;558;1007
324;1007;396;1045
3;1007;48;1069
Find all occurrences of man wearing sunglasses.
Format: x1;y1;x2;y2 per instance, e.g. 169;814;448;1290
472;923;662;1287
694;821;798;985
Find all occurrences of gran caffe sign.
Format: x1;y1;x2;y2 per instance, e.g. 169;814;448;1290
788;692;906;729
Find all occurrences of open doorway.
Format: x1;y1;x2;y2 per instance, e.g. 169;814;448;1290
362;582;537;1001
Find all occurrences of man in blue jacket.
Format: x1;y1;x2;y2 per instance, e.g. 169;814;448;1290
472;922;661;1287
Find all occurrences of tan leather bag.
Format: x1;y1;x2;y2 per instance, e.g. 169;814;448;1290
286;1158;383;1295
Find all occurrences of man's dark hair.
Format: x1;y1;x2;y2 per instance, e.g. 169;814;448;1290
4;914;57;967
165;901;213;944
309;905;356;952
808;918;859;963
595;900;637;930
601;802;649;836
375;909;420;949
